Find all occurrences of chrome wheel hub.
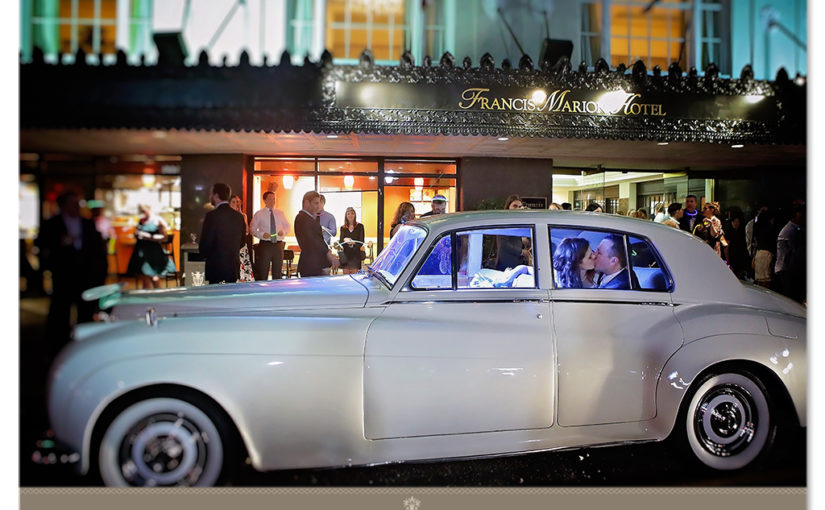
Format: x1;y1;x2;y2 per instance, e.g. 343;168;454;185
119;413;209;486
694;384;757;457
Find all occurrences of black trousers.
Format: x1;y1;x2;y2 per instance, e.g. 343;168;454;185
254;241;284;280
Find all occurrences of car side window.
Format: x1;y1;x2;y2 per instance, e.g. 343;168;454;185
627;235;672;291
456;227;536;289
410;227;537;290
549;228;635;290
410;235;452;290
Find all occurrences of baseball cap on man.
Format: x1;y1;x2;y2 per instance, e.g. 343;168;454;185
432;194;447;202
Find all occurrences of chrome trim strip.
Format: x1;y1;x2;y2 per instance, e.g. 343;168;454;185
552;299;675;307
387;299;550;305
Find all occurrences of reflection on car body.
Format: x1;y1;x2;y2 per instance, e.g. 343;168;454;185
49;211;806;486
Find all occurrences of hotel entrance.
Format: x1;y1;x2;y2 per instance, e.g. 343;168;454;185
251;157;458;265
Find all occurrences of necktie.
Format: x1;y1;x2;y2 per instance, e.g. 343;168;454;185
316;214;321;224
269;208;276;238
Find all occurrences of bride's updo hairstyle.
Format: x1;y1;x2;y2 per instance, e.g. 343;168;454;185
553;237;590;289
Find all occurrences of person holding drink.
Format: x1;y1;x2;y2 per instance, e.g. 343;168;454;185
251;190;290;280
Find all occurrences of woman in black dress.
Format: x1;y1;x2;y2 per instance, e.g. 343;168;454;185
339;207;365;274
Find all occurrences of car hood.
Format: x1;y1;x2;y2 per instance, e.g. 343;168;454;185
107;276;370;321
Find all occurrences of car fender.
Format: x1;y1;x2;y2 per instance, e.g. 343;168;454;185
652;333;806;438
51;314;376;475
65;351;368;475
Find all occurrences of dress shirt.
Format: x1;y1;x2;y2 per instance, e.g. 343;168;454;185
775;220;803;274
250;206;291;241
598;268;624;288
317;209;337;245
62;214;83;250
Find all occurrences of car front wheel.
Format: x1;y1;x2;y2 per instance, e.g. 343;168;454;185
98;398;225;486
685;371;774;470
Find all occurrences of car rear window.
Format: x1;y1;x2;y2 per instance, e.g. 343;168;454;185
549;227;671;291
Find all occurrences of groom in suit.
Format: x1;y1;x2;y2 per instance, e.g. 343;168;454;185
593;234;639;290
294;191;339;277
199;182;246;284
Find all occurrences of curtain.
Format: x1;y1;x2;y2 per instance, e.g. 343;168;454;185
581;2;601;65
33;0;59;56
130;0;152;57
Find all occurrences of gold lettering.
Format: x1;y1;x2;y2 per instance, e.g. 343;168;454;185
480;97;490;109
549;89;570;112
561;101;573;112
501;98;512;110
513;98;525;110
622;93;642;115
629;103;641;115
572;101;583;113
490;98;500;110
584;101;598;114
459;88;490;109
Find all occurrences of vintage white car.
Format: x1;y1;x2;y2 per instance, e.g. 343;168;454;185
48;211;806;486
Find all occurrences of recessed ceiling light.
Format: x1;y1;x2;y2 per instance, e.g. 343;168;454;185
498;137;509;141
326;134;339;139
731;144;744;148
657;142;669;146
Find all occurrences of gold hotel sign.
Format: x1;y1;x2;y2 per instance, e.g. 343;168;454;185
457;87;667;116
334;81;771;121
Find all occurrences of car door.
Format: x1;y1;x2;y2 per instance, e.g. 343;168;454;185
363;225;555;440
548;226;683;426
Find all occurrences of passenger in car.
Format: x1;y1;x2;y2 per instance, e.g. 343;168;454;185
552;238;596;288
593;235;639;289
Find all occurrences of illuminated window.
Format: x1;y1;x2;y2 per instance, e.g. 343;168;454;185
28;0;118;63
580;1;729;75
325;0;406;62
609;0;688;71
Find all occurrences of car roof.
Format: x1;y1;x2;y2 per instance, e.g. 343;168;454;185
412;210;668;232
407;210;741;299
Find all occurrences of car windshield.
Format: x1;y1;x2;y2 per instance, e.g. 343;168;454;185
368;225;428;287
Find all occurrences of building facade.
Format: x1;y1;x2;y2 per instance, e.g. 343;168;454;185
19;0;807;273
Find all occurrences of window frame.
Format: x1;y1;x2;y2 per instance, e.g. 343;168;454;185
548;224;674;293
578;0;730;76
405;224;539;292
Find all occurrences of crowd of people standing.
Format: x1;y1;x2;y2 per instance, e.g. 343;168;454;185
199;183;410;282
573;194;806;304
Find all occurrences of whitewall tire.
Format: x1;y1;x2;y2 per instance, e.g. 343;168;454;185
98;398;225;486
685;372;773;470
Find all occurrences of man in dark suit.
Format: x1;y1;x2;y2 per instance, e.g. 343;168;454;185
199;182;246;284
593;234;639;290
36;191;107;353
294;191;338;277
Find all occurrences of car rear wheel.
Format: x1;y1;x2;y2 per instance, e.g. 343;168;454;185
685;371;774;470
98;398;225;486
